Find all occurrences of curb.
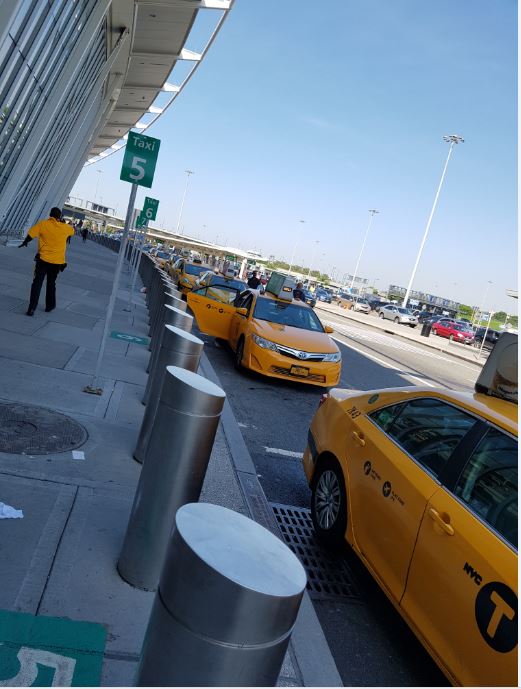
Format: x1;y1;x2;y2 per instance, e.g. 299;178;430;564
316;304;484;368
198;353;343;688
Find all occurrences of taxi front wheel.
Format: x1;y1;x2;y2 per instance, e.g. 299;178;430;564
311;456;347;550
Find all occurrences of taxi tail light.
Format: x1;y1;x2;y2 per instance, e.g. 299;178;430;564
318;393;329;407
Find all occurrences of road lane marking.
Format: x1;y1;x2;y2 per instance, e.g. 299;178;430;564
264;447;304;458
325;319;481;373
332;336;437;387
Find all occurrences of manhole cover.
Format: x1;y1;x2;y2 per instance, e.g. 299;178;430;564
0;403;88;455
271;503;360;601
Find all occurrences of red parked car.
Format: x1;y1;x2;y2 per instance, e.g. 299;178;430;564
431;320;475;344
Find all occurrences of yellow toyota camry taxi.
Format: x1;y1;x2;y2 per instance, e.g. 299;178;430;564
187;273;341;387
303;333;518;687
169;258;213;295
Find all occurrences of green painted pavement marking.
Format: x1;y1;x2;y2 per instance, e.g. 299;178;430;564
110;331;150;346
0;609;106;686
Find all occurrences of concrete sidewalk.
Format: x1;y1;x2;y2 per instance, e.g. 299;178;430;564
0;237;341;687
316;301;485;367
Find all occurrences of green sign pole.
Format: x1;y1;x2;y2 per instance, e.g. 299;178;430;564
84;132;161;395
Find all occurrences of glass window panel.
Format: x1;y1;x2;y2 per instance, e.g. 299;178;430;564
369;403;404;433
385;398;476;478
454;428;517;548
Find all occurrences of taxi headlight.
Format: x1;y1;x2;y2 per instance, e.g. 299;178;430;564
251;334;278;351
323;352;341;362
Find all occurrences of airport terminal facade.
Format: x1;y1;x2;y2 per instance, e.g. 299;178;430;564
0;0;231;238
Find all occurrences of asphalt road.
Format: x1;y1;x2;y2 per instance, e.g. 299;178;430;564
201;317;480;687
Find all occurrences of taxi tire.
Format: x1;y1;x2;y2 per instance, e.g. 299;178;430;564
234;337;245;371
311;455;347;551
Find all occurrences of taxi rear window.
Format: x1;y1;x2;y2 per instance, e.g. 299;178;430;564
370;398;476;479
454;427;518;548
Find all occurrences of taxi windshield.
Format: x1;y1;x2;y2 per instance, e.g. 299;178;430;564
185;264;206;276
253;298;324;332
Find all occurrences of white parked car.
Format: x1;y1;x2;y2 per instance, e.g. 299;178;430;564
379;304;418;328
352;298;371;313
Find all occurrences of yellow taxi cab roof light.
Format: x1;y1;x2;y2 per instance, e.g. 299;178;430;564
266;272;296;302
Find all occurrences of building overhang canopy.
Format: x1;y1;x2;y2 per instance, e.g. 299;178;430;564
87;0;232;162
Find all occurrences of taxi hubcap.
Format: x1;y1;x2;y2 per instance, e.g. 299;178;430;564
315;470;340;530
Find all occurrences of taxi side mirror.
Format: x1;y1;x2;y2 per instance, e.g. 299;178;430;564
236;307;248;317
324;325;334;334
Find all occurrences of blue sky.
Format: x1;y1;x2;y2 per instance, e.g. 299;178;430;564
71;0;517;312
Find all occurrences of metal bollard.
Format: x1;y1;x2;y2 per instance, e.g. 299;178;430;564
148;290;186;338
117;367;226;591
146;305;193;373
136;503;307;687
135;326;204;462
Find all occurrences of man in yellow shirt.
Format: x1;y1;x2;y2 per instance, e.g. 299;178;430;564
19;207;74;316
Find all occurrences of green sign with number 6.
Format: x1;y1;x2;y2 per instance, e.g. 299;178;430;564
120;133;161;188
143;196;159;220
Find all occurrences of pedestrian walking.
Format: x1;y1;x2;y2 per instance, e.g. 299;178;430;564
293;282;306;301
81;227;88;242
18;207;74;316
247;270;261;289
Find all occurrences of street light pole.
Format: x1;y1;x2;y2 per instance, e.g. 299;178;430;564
474;280;493;326
350;209;379;293
402;135;464;307
175;169;194;236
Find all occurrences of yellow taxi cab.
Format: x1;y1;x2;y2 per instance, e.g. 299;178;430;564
153;249;172;269
187;273;341;387
192;270;247;301
302;333;518;686
169;258;213;295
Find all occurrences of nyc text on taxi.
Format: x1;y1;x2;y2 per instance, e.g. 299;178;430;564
303;374;517;686
187;273;341;387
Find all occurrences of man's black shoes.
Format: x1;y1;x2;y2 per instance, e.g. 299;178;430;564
45;307;55;312
26;309;34;316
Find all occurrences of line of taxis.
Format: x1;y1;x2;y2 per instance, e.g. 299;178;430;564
168;260;518;686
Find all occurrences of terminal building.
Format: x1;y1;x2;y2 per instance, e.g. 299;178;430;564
0;0;232;240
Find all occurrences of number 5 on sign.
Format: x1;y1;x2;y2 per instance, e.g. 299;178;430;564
120;133;161;188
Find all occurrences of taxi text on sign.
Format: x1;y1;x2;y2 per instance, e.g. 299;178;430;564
120;133;161;189
142;196;159;220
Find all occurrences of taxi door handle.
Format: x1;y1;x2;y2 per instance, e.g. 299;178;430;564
352;431;365;447
428;508;455;536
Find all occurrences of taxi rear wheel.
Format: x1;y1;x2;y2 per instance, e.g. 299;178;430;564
311;456;347;550
234;337;245;370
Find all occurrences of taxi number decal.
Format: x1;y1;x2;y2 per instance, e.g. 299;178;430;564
346;405;361;419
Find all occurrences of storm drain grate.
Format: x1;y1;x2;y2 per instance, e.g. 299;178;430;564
270;503;360;601
0;403;88;455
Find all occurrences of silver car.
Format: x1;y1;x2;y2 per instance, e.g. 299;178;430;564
352;298;371;313
379;304;418;328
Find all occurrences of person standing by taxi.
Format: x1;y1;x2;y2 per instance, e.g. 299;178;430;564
18;207;74;316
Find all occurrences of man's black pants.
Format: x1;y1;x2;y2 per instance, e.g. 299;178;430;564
29;259;61;311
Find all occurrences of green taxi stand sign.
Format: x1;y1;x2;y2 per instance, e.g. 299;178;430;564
120;132;160;189
0;609;106;686
142;196;159;220
135;214;148;229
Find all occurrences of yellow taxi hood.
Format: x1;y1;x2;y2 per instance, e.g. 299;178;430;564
251;319;338;353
